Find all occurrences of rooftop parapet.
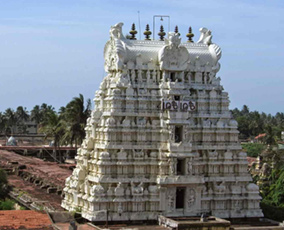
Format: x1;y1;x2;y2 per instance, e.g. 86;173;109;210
104;22;222;73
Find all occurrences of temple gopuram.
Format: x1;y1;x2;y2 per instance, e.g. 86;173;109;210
62;22;263;222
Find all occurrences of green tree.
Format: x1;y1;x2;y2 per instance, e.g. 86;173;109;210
40;111;64;146
15;106;29;134
40;104;55;122
4;108;17;134
30;105;42;124
0;168;8;199
241;105;250;115
15;106;29;121
249;111;264;136
0;112;7;134
235;116;251;139
262;161;284;208
264;125;277;145
241;143;265;157
31;104;55;132
63;94;91;147
231;105;283;142
39;111;66;162
0;199;15;210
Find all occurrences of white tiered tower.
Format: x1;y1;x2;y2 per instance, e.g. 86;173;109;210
62;22;263;221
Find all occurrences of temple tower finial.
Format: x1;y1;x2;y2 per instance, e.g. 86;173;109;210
129;23;137;40
186;26;194;43
158;25;166;41
144;24;152;40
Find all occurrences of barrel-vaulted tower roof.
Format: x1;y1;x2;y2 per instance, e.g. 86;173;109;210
104;22;221;73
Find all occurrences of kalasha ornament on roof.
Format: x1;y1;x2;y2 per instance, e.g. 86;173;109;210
186;26;194;42
143;24;152;40
129;23;137;40
62;21;263;222
158;25;166;41
174;25;180;36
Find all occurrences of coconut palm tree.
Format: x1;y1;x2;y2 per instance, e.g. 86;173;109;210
15;106;30;134
30;105;42;124
15;106;29;121
264;125;277;146
63;94;91;147
0;113;7;134
39;111;66;162
4;108;17;134
31;104;55;132
40;103;55;114
0;168;8;198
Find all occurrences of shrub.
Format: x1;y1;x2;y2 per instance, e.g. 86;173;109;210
261;201;284;221
0;199;15;210
0;168;8;198
241;143;265;157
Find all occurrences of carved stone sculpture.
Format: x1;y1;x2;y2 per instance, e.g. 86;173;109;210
213;181;226;194
187;159;193;175
158;32;189;71
197;27;212;45
187;189;196;208
131;182;144;195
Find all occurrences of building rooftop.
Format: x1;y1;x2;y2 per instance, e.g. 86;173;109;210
255;133;266;139
0;210;53;229
0;150;72;188
0;149;72;211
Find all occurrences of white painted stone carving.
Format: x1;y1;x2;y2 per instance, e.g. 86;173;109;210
90;184;104;197
197;27;212;45
187;189;196;209
110;22;124;39
187;159;193;175
115;182;124;197
117;148;127;160
167;190;175;212
158;32;189;71
104;23;126;72
62;22;263;221
131;182;144;196
169;158;176;175
213;181;226;194
148;185;158;194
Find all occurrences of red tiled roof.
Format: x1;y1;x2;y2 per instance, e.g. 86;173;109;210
0;210;53;229
247;157;257;166
0;150;72;188
255;133;266;139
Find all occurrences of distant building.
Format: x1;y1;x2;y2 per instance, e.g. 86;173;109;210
254;133;266;143
13;119;38;134
24;119;38;134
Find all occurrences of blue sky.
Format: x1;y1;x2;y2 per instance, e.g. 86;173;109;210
0;0;283;114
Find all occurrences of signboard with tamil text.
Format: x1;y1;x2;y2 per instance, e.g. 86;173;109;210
162;100;196;111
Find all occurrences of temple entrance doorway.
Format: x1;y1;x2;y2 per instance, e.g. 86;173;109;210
176;187;185;209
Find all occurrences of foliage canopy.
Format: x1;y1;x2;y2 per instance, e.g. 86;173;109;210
231;105;284;143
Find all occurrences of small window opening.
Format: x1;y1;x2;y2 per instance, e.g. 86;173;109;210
202;73;205;84
176;187;185;209
175;126;183;143
192;73;195;83
177;159;185;175
189;88;196;96
170;72;175;82
174;95;180;101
